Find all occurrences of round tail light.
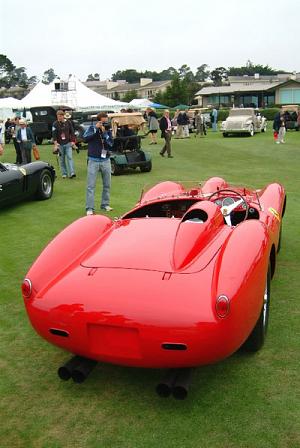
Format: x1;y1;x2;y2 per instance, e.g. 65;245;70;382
216;295;230;318
22;278;32;298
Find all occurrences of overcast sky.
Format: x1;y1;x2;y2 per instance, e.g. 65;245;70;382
1;0;298;82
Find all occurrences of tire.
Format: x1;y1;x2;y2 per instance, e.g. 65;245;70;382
242;264;271;352
140;161;152;172
223;133;228;137
110;159;122;176
36;169;53;200
277;225;282;253
35;136;43;145
248;124;254;137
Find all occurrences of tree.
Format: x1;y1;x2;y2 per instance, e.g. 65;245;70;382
86;73;100;81
0;54;35;89
227;60;287;76
210;67;228;86
154;73;189;107
195;64;210;82
178;64;194;81
42;68;57;84
123;89;139;102
111;69;140;83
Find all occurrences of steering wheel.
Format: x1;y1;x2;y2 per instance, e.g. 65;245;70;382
208;189;249;226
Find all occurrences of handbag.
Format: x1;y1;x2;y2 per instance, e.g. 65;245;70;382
33;145;40;160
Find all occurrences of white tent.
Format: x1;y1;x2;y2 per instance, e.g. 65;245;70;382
0;97;24;120
0;97;23;108
129;98;152;108
19;77;128;111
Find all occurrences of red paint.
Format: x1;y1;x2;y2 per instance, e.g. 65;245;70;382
22;178;285;368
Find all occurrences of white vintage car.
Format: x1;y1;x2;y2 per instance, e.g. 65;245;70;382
221;108;267;137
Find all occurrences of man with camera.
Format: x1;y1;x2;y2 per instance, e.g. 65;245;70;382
52;110;77;179
83;112;113;215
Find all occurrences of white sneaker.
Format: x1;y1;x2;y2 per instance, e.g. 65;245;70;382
86;209;94;216
102;206;113;212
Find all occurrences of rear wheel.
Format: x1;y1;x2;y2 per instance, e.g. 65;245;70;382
36;169;53;200
242;264;271;352
140;161;152;172
110;159;122;175
223;133;228;137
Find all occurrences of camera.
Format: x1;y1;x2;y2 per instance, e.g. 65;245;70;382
102;121;111;131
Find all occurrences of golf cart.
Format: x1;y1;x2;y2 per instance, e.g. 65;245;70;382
281;105;299;130
108;112;152;175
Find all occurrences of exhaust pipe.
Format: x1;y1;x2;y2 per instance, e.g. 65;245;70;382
156;369;178;398
172;368;192;400
71;358;98;383
57;356;84;381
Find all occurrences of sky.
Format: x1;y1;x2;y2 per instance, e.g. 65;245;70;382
1;0;299;82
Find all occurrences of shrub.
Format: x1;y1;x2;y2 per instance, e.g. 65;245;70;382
260;108;280;121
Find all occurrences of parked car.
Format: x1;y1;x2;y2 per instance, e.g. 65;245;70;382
221;108;267;137
281;105;299;131
21;176;285;398
0;161;55;208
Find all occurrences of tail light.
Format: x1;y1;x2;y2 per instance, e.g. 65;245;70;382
22;278;32;298
216;295;230;318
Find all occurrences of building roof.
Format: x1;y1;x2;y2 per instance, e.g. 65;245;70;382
196;81;284;96
98;80;171;94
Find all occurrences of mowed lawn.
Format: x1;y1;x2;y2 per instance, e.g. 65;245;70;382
1;129;299;448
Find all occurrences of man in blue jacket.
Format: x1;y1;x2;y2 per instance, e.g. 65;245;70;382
83;112;113;215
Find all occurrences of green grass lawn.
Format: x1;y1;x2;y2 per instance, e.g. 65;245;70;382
1;129;300;448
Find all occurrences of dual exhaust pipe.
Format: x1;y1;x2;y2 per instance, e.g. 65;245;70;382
58;356;97;383
58;357;192;399
156;368;192;400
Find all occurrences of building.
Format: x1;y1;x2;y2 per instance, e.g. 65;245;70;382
195;73;300;108
84;78;172;101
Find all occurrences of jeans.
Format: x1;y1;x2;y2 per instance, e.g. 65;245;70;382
86;158;111;211
59;143;75;177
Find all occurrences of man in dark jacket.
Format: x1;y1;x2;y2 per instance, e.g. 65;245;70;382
52;110;76;178
159;110;173;158
16;119;37;164
83;112;113;214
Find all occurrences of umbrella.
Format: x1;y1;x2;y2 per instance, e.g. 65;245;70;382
173;104;190;110
149;102;169;109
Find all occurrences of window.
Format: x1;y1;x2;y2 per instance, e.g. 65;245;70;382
279;88;300;104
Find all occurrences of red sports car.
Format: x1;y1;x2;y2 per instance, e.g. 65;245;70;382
22;177;286;398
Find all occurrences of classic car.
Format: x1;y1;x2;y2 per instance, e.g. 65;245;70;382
0;161;55;208
22;177;285;399
221;108;267;137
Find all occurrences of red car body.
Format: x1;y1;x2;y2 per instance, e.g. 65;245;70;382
22;177;286;369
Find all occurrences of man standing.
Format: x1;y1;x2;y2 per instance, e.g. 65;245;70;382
16;119;36;163
83;112;113;215
211;107;218;131
12;117;22;164
52;110;76;178
159;110;173;158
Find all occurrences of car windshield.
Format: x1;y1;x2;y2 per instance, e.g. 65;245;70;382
229;109;254;117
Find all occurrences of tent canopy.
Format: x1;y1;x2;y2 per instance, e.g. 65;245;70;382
129;98;168;109
19;76;128;111
173;104;190;110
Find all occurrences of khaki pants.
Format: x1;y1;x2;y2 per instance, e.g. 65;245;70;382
161;131;172;156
